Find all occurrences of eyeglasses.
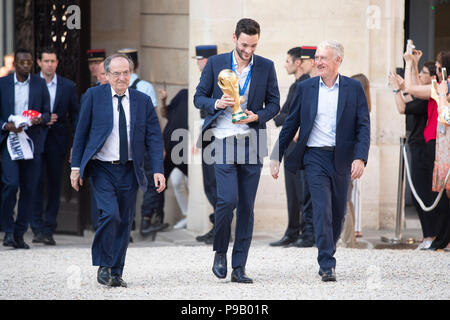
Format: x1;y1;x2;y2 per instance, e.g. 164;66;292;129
109;70;130;78
17;60;33;67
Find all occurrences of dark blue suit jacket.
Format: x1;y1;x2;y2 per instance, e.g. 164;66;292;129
193;51;280;156
71;84;164;192
0;74;51;154
273;75;370;174
43;74;79;151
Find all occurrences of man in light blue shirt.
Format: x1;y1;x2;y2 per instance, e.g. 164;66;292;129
31;47;79;246
307;75;340;147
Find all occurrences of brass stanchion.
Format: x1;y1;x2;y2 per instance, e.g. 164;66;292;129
381;137;416;244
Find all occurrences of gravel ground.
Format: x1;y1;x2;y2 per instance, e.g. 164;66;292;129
0;234;449;300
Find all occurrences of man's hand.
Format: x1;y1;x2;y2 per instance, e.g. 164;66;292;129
154;173;166;193
293;130;300;143
270;160;280;179
70;170;83;192
46;113;58;126
3;122;23;133
216;94;235;110
158;89;168;101
31;116;42;126
351;159;365;180
234;109;259;124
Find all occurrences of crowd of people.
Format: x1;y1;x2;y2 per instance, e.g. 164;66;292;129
0;17;448;287
389;48;450;251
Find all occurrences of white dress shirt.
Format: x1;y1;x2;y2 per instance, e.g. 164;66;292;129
307;75;340;147
212;51;252;139
93;87;132;162
14;73;30;116
40;72;57;112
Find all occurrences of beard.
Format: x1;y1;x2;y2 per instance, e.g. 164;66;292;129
235;46;251;62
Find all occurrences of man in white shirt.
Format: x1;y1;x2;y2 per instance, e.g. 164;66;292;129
70;54;165;287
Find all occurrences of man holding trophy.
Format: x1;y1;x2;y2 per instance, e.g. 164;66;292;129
194;18;280;283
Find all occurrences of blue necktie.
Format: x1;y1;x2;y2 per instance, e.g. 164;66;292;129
115;94;128;164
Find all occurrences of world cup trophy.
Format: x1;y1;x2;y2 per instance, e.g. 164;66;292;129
217;69;248;123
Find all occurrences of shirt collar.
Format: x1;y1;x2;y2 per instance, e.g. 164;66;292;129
14;73;30;85
319;74;340;89
232;50;254;70
111;86;129;99
40;72;57;86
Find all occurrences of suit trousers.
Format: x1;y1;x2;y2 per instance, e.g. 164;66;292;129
88;160;138;276
213;136;262;269
31;133;67;236
0;144;41;237
303;148;350;271
141;152;164;219
283;142;303;239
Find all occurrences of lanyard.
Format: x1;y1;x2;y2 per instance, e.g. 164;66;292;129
232;63;252;96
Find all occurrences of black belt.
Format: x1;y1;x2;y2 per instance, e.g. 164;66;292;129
307;146;335;152
95;159;133;165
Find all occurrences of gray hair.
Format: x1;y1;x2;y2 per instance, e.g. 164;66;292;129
103;53;134;73
317;40;344;64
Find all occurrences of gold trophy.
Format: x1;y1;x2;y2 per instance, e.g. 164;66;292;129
217;69;248;123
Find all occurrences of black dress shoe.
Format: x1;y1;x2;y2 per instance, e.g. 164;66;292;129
97;267;112;286
269;235;297;247
196;228;214;243
212;252;227;279
293;237;314;248
32;233;45;243
231;267;253;284
320;268;336;282
43;235;56;246
111;275;127;288
13;236;30;249
141;221;169;236
3;233;16;247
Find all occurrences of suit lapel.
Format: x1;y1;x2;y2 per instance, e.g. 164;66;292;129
336;75;348;125
309;77;320;127
104;84;114;130
129;89;137;142
247;55;258;109
28;75;35;110
7;75;15;115
53;75;63;113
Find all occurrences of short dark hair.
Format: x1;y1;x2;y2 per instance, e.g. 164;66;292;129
287;47;302;61
38;47;58;60
423;61;436;77
438;51;450;74
235;18;260;39
14;48;32;60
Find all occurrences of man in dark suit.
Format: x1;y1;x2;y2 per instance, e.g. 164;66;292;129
193;45;218;244
271;40;370;282
270;46;316;248
0;48;51;249
194;18;280;283
70;54;165;287
31;47;79;245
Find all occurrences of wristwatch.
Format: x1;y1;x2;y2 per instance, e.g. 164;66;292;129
392;89;400;94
